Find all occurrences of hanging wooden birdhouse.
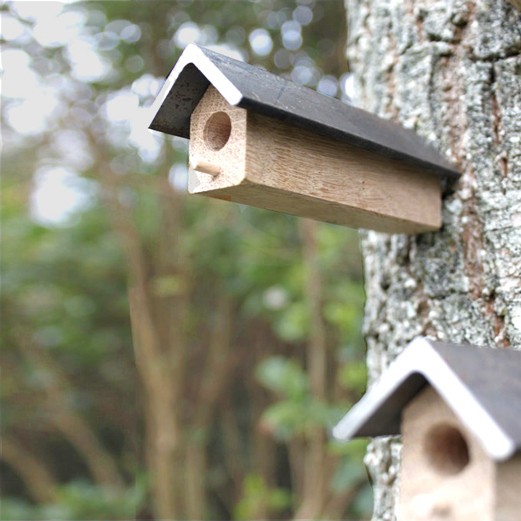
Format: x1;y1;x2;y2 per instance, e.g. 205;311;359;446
149;45;460;234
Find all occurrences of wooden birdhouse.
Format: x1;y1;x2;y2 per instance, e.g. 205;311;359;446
148;45;460;234
333;337;521;521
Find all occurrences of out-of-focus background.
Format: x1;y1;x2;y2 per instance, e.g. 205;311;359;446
1;1;370;519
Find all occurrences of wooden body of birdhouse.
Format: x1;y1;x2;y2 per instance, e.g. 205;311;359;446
333;337;521;521
148;45;460;234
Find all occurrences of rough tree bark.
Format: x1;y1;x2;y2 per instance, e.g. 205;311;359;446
344;0;521;518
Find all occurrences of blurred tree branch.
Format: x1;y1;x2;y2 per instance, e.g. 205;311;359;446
0;437;59;504
15;334;125;491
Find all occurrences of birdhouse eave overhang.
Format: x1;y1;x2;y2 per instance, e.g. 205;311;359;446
333;337;521;461
148;44;460;189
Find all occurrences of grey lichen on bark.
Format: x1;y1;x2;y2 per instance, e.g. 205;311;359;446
344;0;521;518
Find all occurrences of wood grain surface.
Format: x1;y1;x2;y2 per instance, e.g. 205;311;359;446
189;86;442;234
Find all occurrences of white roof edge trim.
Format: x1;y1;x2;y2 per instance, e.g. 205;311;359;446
146;44;243;130
332;338;432;440
331;393;379;440
422;345;515;461
192;46;243;106
332;337;516;461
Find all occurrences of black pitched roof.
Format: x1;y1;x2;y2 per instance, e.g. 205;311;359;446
333;337;521;461
148;44;459;188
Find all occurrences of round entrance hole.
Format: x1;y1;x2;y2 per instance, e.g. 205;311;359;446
424;423;470;476
203;112;232;151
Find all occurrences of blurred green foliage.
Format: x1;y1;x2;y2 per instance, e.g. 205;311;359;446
1;1;370;519
234;474;292;521
1;479;146;520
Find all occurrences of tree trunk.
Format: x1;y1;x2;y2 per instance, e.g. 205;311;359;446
345;0;521;518
294;219;329;520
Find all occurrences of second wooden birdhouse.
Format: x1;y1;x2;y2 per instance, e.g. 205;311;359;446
333;337;521;521
149;45;460;234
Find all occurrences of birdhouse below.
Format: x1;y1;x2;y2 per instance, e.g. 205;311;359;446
333;337;521;521
149;45;460;234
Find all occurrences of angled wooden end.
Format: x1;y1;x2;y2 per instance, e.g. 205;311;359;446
189;86;441;234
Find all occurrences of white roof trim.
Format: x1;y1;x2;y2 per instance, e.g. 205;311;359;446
333;337;516;461
147;44;242;129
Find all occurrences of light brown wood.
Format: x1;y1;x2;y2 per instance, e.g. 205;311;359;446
400;386;495;521
189;86;442;234
496;454;521;521
400;386;521;521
